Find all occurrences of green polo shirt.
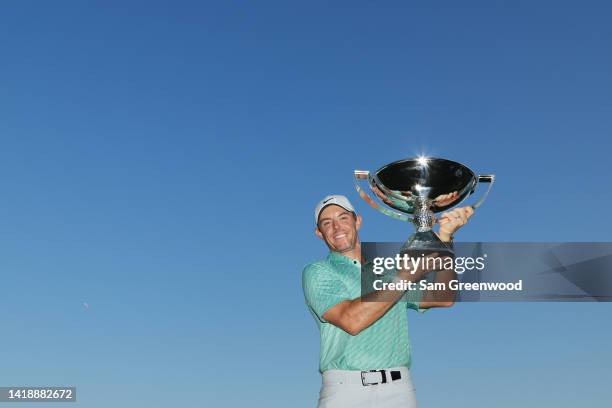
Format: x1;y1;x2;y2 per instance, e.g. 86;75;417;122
302;252;423;373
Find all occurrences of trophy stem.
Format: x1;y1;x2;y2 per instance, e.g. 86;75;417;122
405;199;453;254
413;199;435;232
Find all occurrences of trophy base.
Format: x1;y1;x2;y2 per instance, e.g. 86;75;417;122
400;231;454;257
400;232;454;282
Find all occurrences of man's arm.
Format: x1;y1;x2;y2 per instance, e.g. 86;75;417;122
322;259;434;335
323;293;401;336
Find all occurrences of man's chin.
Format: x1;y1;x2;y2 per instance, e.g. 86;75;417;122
333;244;353;253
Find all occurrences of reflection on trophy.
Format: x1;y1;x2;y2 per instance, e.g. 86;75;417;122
355;157;494;253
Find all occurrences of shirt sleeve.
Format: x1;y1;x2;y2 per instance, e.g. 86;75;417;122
302;263;351;322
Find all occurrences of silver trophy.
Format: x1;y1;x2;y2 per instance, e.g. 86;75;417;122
355;157;494;252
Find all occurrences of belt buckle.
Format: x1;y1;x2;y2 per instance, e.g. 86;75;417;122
361;369;387;386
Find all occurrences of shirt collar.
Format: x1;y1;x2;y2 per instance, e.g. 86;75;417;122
327;251;361;267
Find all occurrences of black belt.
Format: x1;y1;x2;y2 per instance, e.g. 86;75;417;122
360;369;402;386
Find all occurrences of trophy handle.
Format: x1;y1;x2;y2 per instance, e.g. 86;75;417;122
354;170;413;222
468;175;495;209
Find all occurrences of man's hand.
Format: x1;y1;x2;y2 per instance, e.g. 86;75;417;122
437;206;474;241
433;191;459;207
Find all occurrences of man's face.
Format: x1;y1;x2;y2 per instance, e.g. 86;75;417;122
315;205;362;253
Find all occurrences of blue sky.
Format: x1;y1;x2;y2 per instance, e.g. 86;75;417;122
0;1;611;407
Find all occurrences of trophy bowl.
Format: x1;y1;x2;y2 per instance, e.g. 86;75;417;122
355;156;494;252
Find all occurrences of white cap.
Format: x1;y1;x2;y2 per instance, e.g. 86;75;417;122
314;195;355;224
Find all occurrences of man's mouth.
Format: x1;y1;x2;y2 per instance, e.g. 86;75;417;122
333;233;347;240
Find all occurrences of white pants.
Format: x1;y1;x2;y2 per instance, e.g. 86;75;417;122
318;367;417;408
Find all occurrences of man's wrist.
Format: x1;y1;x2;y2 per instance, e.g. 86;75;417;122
437;231;454;242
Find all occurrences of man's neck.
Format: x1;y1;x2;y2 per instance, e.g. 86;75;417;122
336;244;362;263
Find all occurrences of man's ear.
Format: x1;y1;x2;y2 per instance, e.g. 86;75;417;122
355;214;363;230
315;227;324;240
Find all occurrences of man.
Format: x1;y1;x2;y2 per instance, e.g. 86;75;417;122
302;195;473;407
